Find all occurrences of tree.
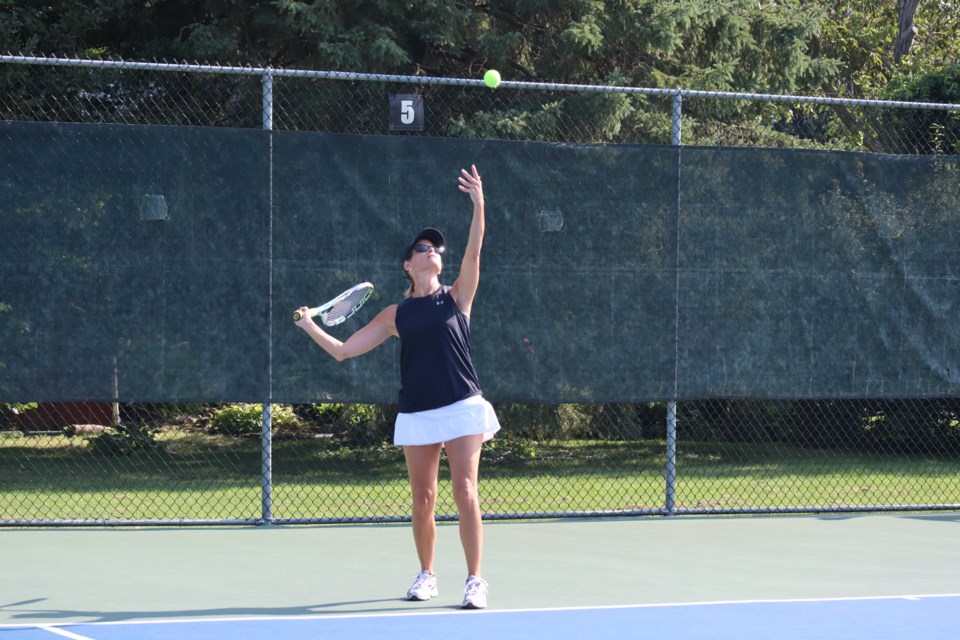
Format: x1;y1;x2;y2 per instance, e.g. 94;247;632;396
886;64;960;154
1;1;955;147
894;0;922;64
798;1;960;152
0;0;841;145
813;0;960;96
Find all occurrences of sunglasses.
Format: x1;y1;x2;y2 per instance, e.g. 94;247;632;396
412;244;444;255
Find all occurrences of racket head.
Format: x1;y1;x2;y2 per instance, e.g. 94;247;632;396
318;282;374;327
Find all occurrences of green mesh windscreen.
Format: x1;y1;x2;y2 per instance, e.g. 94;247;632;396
677;146;960;399
0;121;270;401
2;121;960;402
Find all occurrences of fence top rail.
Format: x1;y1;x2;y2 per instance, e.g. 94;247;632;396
3;53;960;112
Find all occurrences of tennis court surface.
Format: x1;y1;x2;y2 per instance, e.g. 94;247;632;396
3;513;958;639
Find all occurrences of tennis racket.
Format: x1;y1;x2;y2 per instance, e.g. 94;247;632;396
293;282;374;326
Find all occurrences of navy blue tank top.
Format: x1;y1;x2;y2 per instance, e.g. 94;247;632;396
395;285;482;413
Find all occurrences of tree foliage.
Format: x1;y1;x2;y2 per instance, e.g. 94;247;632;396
813;0;960;98
3;1;957;92
2;1;836;89
0;2;956;146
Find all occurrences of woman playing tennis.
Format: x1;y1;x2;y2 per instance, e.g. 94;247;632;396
294;164;499;609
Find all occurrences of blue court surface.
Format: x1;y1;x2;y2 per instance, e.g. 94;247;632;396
3;595;959;640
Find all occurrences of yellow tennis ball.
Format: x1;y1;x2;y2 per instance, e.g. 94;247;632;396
483;69;501;89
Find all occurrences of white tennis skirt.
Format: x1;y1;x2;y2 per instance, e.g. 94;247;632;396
394;395;501;446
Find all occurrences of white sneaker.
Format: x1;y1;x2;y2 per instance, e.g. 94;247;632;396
461;575;488;609
406;571;438;601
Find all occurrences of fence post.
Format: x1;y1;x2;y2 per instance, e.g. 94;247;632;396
671;91;683;146
666;401;677;515
261;404;273;522
260;69;275;523
665;91;683;516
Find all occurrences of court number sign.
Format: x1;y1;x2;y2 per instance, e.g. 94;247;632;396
389;94;424;132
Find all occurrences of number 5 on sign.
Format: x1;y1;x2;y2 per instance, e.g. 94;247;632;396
389;94;424;132
400;100;415;124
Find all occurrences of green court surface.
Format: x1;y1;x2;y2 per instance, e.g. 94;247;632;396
2;513;958;625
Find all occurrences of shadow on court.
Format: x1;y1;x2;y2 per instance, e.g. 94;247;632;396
0;598;458;625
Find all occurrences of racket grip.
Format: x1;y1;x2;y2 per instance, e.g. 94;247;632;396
293;307;319;322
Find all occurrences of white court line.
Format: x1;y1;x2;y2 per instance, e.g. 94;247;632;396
4;593;959;630
36;625;95;640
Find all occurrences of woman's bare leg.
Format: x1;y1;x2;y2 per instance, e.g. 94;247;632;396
444;434;485;577
403;443;443;573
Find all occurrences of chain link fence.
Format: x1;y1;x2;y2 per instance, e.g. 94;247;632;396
2;55;960;526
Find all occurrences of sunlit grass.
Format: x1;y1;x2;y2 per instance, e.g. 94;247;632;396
2;432;958;522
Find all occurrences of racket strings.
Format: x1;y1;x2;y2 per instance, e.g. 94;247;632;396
323;287;372;324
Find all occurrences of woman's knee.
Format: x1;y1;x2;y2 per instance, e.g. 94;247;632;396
410;484;438;510
451;478;479;509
